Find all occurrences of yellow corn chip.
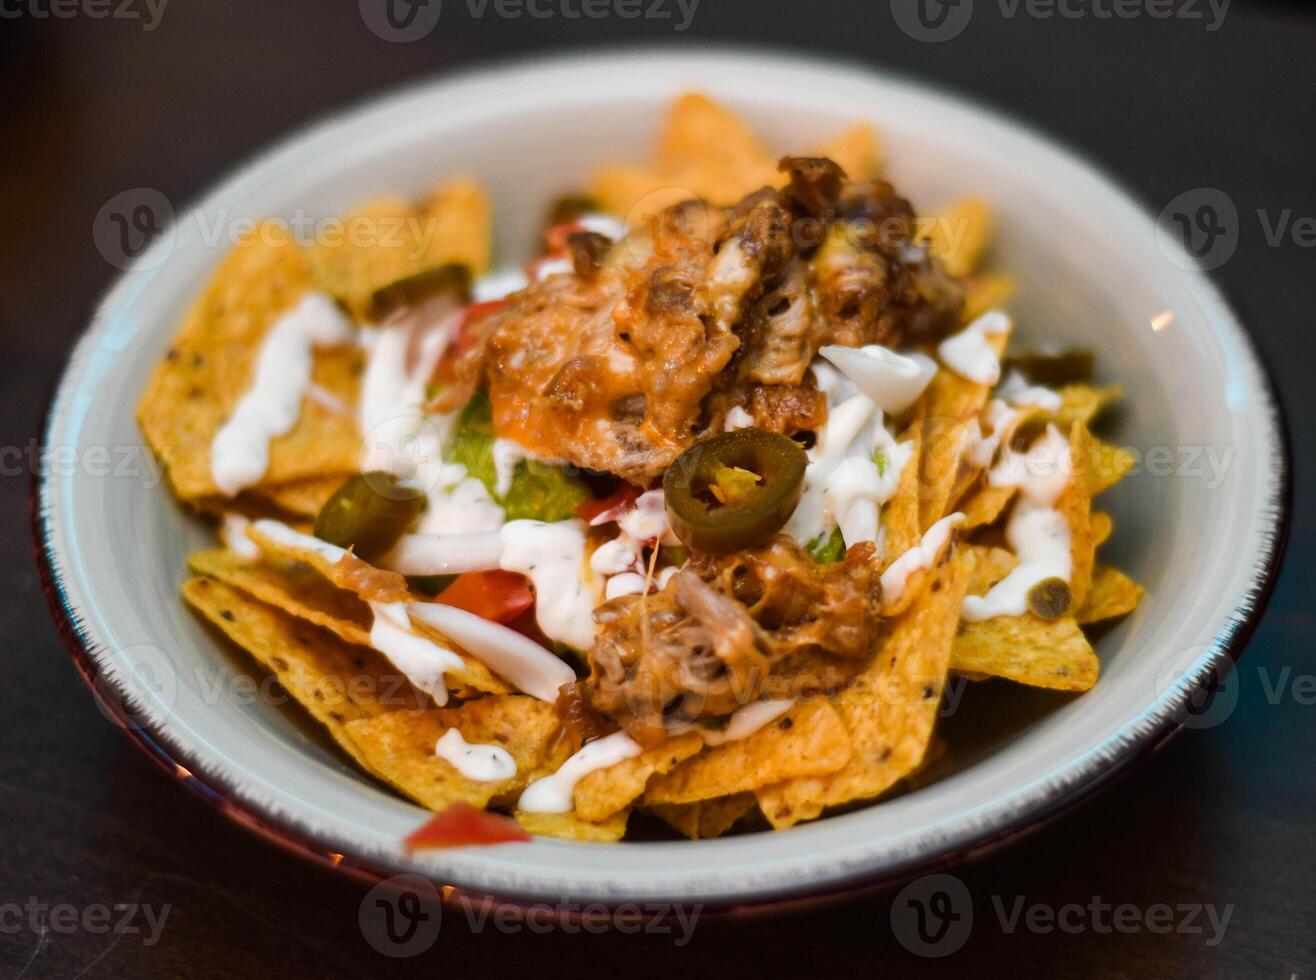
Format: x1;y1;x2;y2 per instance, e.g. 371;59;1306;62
515;809;629;843
1088;440;1137;495
246;522;410;603
137;222;362;501
1091;510;1113;546
1052;384;1122;430
573;732;703;823
923;197;992;278
188;548;509;697
343;698;564;812
253;475;349;518
958;481;1016;528
651;794;757;841
880;429;923;570
813;123;882;180
1077;565;1143;625
963;273;1016;323
757;546;973;829
645;699;852;806
965;544;1017;597
306;179;491;320
1059;422;1096;608
952;614;1098;692
182;576;418;775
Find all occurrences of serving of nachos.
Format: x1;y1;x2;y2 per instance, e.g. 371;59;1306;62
138;93;1142;844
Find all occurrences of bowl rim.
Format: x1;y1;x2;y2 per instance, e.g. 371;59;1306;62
34;45;1291;914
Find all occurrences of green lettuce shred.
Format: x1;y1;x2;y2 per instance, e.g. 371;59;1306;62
806;526;845;564
444;391;591;523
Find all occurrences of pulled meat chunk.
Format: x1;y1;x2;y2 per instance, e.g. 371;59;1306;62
582;535;883;745
454;160;963;484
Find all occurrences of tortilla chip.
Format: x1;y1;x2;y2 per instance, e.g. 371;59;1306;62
952;614;1098;692
958;481;1016;528
1077;565;1143;625
757;547;972;828
1058;422;1096;608
137;222;363;500
1052;384;1122;430
657;93;776;204
963;273;1016;323
965;544;1018;596
1091;510;1113;547
651;794;757;840
182;576;418;774
922;197;991;278
189;547;511;697
814;123;882;180
645;699;852;806
573;732;702;823
880;429;923;569
343;698;564;811
253;475;349;518
515;808;629;843
246;521;409;603
306;179;490;319
1087;440;1137;495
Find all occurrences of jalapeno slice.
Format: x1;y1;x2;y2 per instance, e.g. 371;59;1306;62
663;430;807;554
313;472;424;561
1005;349;1094;386
365;264;470;323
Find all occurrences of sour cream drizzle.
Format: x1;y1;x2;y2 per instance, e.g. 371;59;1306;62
880;513;965;604
435;728;517;782
517;731;642;814
818;344;937;414
962;425;1074;622
698;699;794;746
210;293;354;496
937;310;1011;385
221;513;261;561
368;601;466;706
997;369;1063;412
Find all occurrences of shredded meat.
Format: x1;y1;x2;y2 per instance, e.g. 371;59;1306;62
582;535;884;745
454;159;963;484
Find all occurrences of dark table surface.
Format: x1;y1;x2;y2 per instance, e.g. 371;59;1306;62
3;1;1314;976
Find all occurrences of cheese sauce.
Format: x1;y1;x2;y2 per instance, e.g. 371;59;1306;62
210;293;354;496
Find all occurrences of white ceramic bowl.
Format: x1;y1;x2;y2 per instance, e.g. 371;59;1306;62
37;49;1287;911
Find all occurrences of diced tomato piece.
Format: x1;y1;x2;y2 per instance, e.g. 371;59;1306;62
434;300;507;385
436;570;534;624
504;605;554;650
575;484;643;526
404;802;531;850
460;299;507;332
543;221;584;255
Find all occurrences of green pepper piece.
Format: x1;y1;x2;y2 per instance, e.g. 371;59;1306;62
806;526;845;564
313;472;424;561
1027;577;1073;620
663;429;807;554
1006;349;1095;386
365;264;470;323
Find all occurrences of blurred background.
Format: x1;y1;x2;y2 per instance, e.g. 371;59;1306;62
3;1;1313;976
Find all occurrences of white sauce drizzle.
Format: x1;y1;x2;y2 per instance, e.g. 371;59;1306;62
435;728;517;782
210;293;354;496
221;513;261;561
408;601;575;702
498;520;598;650
576;212;627;240
962;425;1074;622
818;344;937;414
517;731;642;814
249;518;349;564
368;601;466;706
698;699;794;746
937;310;1011;385
472;268;529;302
880;512;965;604
723;405;755;431
997;369;1063;412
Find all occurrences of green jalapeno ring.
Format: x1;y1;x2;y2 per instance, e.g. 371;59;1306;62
662;429;808;554
313;472;425;561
